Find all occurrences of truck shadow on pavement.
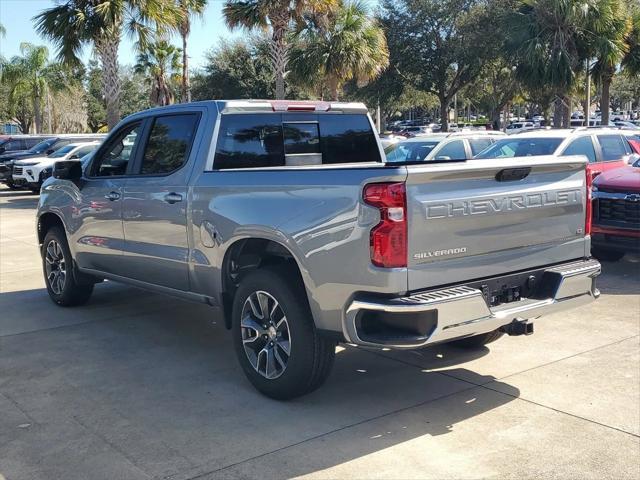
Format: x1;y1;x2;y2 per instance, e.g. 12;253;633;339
596;255;640;295
0;282;520;480
0;191;40;209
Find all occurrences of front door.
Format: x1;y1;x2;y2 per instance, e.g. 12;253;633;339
72;122;144;275
120;113;201;291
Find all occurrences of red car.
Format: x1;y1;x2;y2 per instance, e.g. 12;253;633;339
591;157;640;261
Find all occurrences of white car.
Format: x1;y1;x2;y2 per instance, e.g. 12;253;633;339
505;121;536;134
384;131;505;163
13;142;99;192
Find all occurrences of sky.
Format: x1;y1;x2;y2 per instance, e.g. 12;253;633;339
0;0;239;69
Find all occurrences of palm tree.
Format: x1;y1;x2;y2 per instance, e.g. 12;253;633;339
34;0;183;130
223;0;338;99
135;39;182;106
289;1;388;100
589;0;629;125
507;0;597;128
622;6;640;76
177;0;207;103
1;43;55;133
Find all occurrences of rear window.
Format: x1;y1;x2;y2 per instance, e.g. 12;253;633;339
475;138;562;158
469;138;494;156
213;113;379;169
597;135;630;161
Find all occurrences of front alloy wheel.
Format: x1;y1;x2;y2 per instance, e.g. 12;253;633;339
45;239;67;295
241;291;291;379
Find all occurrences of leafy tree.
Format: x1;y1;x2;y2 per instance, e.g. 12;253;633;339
380;0;500;131
177;0;207;102
289;1;388;100
1;43;59;133
191;37;277;99
622;4;640;76
134;39;182;106
589;0;630;124
463;60;520;129
223;0;338;99
35;0;183;130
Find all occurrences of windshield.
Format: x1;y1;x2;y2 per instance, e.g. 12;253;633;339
48;145;76;158
385;140;440;163
28;138;57;153
475;137;563;158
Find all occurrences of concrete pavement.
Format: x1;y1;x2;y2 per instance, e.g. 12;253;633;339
0;186;638;480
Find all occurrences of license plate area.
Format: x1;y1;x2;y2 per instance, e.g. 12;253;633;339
466;268;547;307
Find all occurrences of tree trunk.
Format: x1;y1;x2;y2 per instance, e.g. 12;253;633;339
439;99;449;132
490;109;501;130
563;95;571;128
269;13;290;100
181;23;190;103
95;35;121;131
33;94;42;134
553;96;563;128
328;77;339;101
601;70;613;125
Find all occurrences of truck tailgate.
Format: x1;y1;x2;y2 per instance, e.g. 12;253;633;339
405;155;589;290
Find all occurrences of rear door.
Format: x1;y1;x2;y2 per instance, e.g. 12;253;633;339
593;134;632;176
405;156;588;290
120;112;202;290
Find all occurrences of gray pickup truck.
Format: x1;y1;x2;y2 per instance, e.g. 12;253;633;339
37;100;601;399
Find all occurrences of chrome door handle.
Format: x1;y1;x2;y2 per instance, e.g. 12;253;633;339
104;191;121;201
164;192;183;204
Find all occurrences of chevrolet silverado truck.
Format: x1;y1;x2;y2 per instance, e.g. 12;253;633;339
591;157;640;261
36;100;601;399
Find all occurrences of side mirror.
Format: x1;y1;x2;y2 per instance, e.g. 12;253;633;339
434;155;452;161
0;147;5;154
53;160;82;181
69;154;80;159
46;149;55;155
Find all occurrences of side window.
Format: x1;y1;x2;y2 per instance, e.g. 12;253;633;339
73;145;96;158
433;140;466;160
214;114;284;169
469;138;493;156
140;114;199;175
26;138;41;148
91;123;142;176
597;135;628;161
318;114;380;164
4;140;23;151
561;136;596;163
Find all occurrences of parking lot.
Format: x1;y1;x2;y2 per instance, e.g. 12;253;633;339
0;185;638;480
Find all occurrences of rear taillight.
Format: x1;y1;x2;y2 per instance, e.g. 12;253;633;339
363;182;407;268
585;170;593;235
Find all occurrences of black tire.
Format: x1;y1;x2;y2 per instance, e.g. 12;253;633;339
232;266;336;400
592;247;625;262
6;180;20;190
449;329;504;349
42;227;94;306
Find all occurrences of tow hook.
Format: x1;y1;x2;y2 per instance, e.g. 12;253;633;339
500;319;534;336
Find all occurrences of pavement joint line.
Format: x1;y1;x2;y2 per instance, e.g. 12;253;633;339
0;303;177;339
70;414;154;479
0;391;38;424
170;382;484;480
1;235;39;246
361;335;640;439
477;382;640;439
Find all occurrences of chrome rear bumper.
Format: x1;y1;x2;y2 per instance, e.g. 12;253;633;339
343;259;601;349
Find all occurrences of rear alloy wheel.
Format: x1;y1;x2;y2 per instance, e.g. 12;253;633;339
42;227;94;306
232;266;336;400
240;290;292;380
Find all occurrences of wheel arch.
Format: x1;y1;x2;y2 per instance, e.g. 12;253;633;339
220;237;310;330
37;211;66;246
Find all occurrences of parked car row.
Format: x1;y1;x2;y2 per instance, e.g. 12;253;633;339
0;134;105;192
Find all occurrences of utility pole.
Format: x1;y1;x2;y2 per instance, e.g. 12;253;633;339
376;99;381;134
454;94;458;125
585;59;591;126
